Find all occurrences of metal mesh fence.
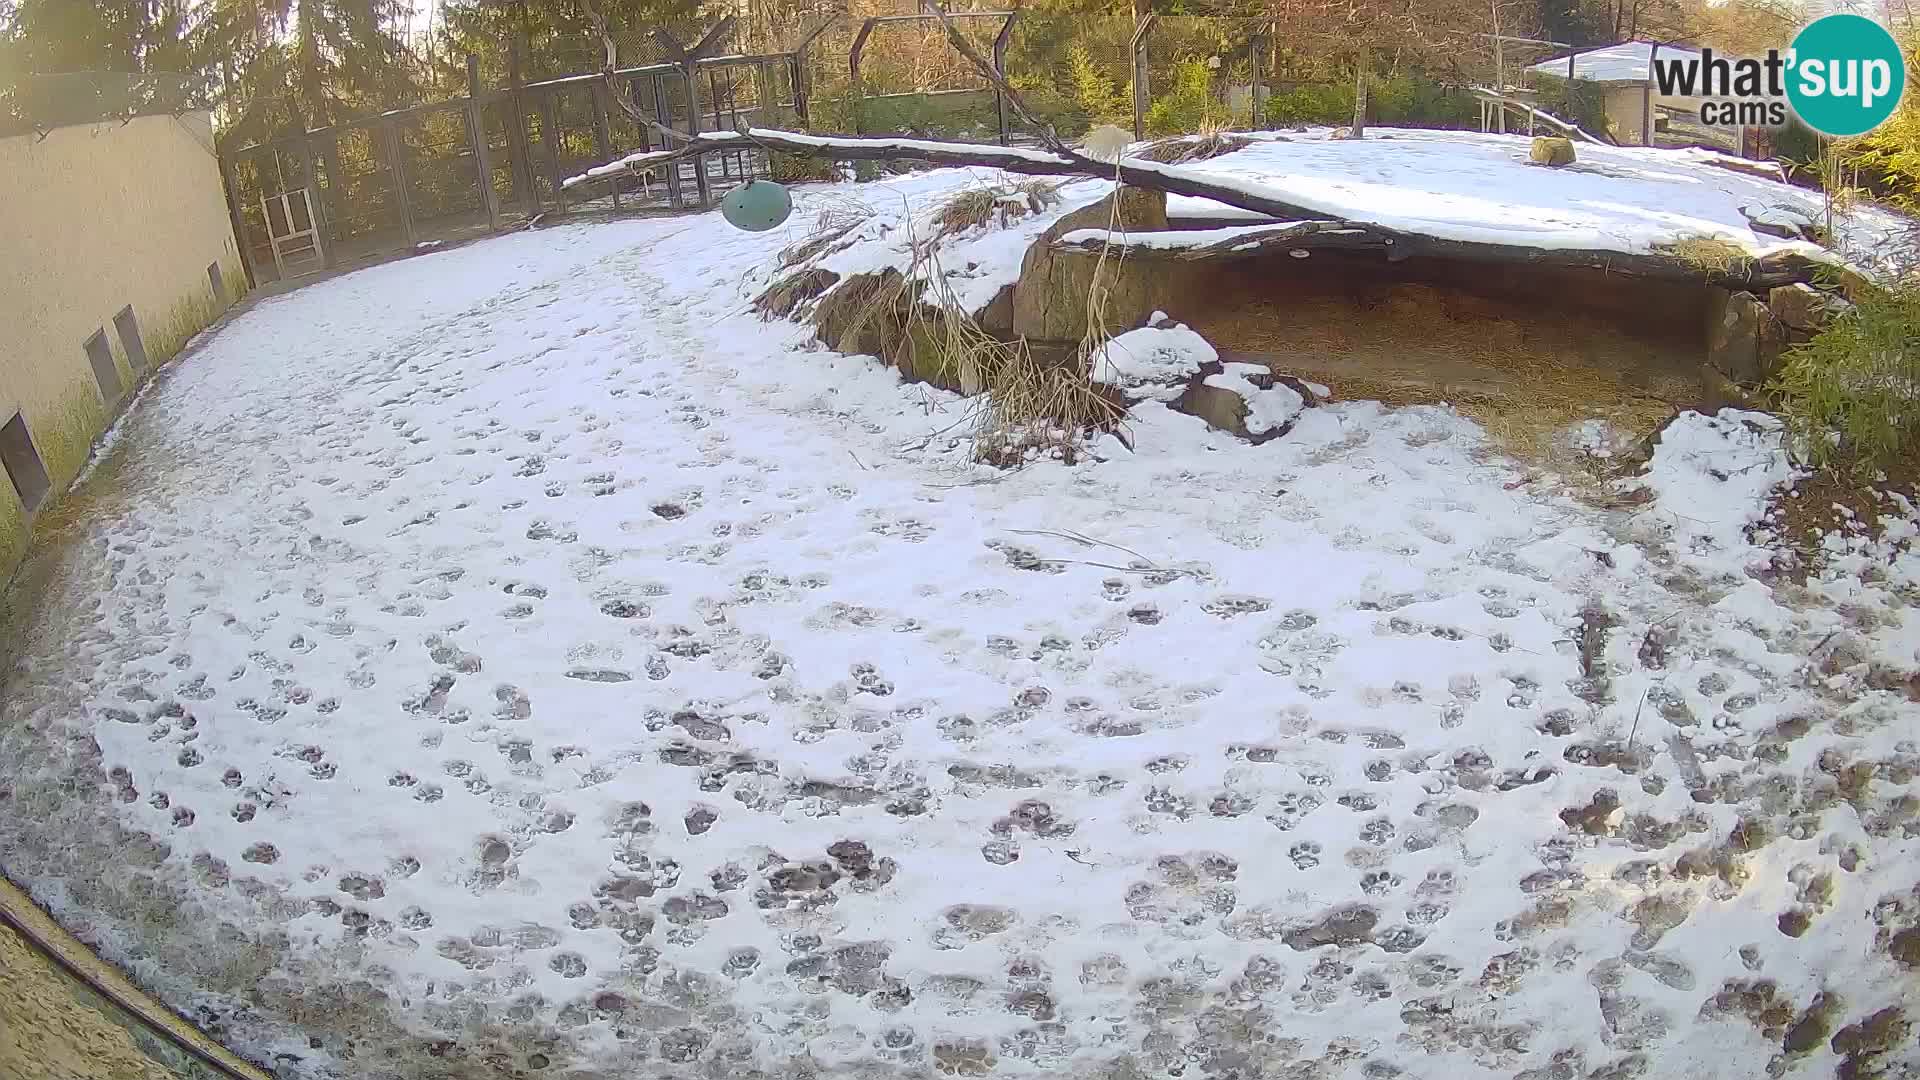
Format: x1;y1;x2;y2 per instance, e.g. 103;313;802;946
211;8;1498;284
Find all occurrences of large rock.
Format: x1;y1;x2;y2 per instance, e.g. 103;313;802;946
1530;137;1576;167
1705;287;1781;387
1768;282;1850;333
1173;362;1308;443
1011;188;1171;343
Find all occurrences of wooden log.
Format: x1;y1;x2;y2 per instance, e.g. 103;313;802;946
566;127;1830;290
1053;221;1830;289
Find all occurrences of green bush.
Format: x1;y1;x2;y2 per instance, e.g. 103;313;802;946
1261;74;1472;130
1265;81;1352;127
1143;58;1217;136
1772;281;1920;471
1066;43;1129;129
1371;74;1476;129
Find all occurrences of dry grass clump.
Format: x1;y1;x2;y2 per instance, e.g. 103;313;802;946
753;267;842;320
1664;235;1756;278
1134;128;1253;164
932;179;1064;236
971;344;1129;466
774;195;876;271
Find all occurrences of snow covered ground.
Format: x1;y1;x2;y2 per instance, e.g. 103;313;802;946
2;159;1919;1080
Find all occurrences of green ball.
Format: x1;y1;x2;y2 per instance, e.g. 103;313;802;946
720;180;793;232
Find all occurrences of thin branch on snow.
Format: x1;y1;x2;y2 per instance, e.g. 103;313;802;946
1006;528;1158;567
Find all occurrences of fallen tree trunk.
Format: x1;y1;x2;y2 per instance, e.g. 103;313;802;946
566;127;1332;222
1050;220;1834;289
564;126;1832;290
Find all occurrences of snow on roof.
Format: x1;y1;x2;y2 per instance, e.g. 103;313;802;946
1528;40;1702;84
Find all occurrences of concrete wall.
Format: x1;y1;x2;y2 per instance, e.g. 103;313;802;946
0;110;243;583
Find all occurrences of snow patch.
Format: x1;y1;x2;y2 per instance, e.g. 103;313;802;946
1635;409;1794;560
1091;321;1218;401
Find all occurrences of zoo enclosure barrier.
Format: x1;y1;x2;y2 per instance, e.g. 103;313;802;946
218;25;820;285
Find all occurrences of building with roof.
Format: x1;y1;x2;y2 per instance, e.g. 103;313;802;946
1525;41;1768;152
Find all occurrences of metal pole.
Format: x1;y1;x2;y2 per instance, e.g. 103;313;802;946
1130;13;1155;142
685;65;710;207
1643;42;1657;147
1249;33;1264;129
1494;36;1506;134
993;11;1018;145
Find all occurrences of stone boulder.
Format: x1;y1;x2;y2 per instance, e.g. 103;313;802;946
1175;363;1308;443
1010;188;1172;343
1767;282;1851;334
1092;317;1316;443
1705;287;1784;387
1530;137;1576;167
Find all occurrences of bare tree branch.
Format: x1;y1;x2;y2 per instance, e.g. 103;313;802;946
922;1;1086;160
577;0;691;143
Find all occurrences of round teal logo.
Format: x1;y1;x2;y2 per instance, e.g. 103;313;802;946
1786;14;1906;137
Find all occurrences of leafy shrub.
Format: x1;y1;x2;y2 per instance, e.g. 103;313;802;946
1144;59;1217;136
1067;43;1130;129
1265;81;1352;127
1772;281;1920;471
1261;74;1472;130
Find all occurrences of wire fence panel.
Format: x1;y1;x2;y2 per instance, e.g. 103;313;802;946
210;7;1507;284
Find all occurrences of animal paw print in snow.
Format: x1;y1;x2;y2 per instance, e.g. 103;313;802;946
851;662;893;696
1289;841;1322;870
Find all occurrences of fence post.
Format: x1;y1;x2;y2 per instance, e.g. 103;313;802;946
589;79;618;208
1130;13;1156;141
383;118;417;248
993;10;1018;146
1643;42;1658;147
849;17;877;136
218;152;259;290
467;52;501;231
507;35;537;214
684;65;710;207
302;134;336;268
1248;33;1264;129
539;89;564;208
655;74;682;208
321;136;346;249
789;54;810;128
